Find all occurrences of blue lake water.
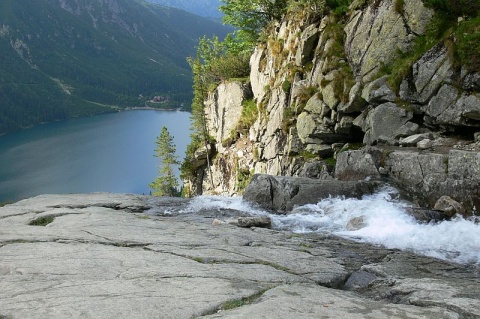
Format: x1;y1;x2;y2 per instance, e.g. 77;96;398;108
0;110;191;203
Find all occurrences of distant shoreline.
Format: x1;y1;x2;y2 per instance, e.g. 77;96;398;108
0;107;190;138
124;106;187;112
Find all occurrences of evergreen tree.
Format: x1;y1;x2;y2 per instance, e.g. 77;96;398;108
149;126;180;196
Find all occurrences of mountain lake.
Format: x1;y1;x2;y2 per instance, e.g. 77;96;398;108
0;110;191;203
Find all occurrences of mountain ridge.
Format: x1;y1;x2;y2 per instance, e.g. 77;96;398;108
144;0;222;18
0;0;230;134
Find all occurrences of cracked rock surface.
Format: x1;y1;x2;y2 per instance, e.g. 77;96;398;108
0;193;479;318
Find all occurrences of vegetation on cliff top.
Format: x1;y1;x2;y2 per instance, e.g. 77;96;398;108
180;0;480;184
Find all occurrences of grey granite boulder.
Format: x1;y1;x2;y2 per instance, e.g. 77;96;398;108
363;103;419;145
335;148;383;181
243;174;380;213
434;195;466;217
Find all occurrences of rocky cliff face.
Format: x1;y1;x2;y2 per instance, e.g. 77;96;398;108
187;0;480;212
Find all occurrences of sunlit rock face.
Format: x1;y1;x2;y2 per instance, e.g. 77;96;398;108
187;0;480;216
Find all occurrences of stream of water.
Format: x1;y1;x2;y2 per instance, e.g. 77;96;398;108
184;188;480;266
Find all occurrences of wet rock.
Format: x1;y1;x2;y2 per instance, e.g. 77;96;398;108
243;174;380;213
405;207;447;223
434;196;466;217
346;216;366;231
237;216;272;228
475;132;480;142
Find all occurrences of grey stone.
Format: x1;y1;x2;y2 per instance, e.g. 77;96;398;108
361;76;396;105
387;150;447;192
462;72;480;91
448;150;480;181
237;216;272;228
335;149;382;181
399;78;419;102
343;271;377;290
322;77;340;110
243;174;380;213
345;0;434;81
384;150;480;211
286;127;302;155
249;48;265;100
295;24;319;66
205;81;252;149
346;216;366;231
304;93;329;117
294;160;334;180
395;121;420;139
425;86;480;127
425;84;460;122
296;112;339;145
417;139;433;150
457;93;480;121
338;82;368;114
413;44;455;104
363;103;416;145
335;115;355;135
305;143;333;157
434;196;466;217
204;283;460;319
400;133;431;146
191;144;213;169
405;207;447;223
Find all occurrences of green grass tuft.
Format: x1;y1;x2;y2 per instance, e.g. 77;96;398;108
29;216;55;226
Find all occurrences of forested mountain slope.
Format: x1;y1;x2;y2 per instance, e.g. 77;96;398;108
0;0;229;134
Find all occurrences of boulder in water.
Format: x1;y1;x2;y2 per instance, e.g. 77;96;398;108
434;196;466;217
243;174;381;213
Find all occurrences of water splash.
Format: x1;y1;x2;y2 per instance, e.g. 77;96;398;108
184;189;480;265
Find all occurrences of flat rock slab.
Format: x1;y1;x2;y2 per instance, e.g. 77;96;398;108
0;193;479;318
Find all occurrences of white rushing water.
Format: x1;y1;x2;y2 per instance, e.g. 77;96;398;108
186;187;480;265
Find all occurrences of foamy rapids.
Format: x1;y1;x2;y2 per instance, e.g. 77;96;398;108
184;186;480;265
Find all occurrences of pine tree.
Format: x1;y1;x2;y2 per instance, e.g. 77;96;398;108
149;126;180;196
